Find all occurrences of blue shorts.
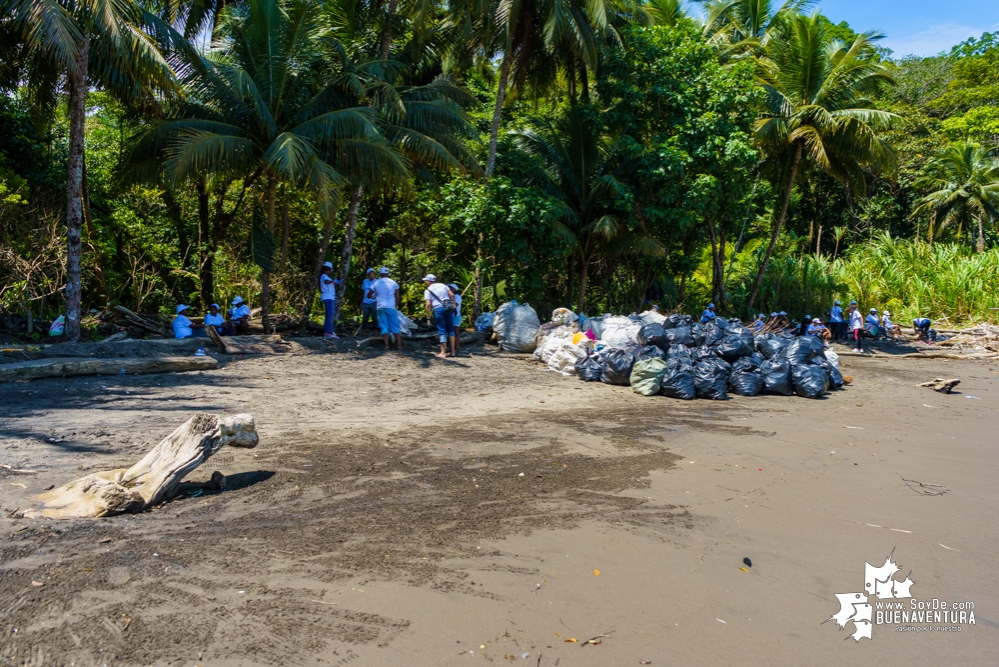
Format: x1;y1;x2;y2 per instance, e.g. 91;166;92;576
378;308;400;335
434;307;455;342
453;314;462;327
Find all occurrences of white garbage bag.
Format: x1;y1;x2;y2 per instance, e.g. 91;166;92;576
824;349;840;369
550;308;578;325
494;301;541;353
600;315;641;353
635;309;666;326
398;313;417;336
546;338;590;375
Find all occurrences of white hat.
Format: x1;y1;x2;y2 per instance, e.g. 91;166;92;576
232;296;244;305
422;274;436;282
883;310;890;315
379;267;390;274
176;304;189;314
210;303;220;310
870;308;877;313
812;318;820;323
322;261;333;269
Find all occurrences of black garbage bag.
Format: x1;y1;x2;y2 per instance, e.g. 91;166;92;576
760;358;793;395
666;344;693;372
702;324;725;347
638;345;667;362
601;348;636;385
575;353;604;382
691;323;705;347
660;368;697;400
717;330;755;362
692;345;718;363
663;313;683;330
729;365;765;396
812;356;844;389
714;316;730;330
665;325;694;347
693;357;731;400
801;335;825;357
731;355;760;372
756;335;789;360
791;363;829;399
783;337;818;365
638;323;670;350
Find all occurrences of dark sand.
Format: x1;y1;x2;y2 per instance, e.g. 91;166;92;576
1;345;997;666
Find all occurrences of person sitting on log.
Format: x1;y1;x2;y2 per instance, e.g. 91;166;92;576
225;296;251;335
881;310;900;340
204;303;225;334
173;305;206;339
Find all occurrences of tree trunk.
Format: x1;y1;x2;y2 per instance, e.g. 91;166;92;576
473;231;484;318
977;215;985;253
577;257;589;314
833;237;840;261
64;36;89;342
261;173;277;333
706;216;724;308
280;183;290;265
485;51;512;178
197;183;213;308
332;185;363;329
747;141;803;311
378;0;399;59
928;210;936;245
816;223;822;258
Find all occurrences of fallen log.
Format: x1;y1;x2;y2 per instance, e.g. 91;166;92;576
24;413;257;518
113;305;171;337
207;328;292;355
0;355;217;382
918;378;961;393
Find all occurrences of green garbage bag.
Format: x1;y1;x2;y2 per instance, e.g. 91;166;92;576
630;357;669;396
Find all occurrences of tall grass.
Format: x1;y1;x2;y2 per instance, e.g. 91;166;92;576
833;233;999;325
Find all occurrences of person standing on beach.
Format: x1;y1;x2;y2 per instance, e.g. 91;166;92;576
423;274;456;358
848;301;864;353
449;283;463;354
829;300;844;341
320;261;339;338
360;268;378;332
367;267;402;351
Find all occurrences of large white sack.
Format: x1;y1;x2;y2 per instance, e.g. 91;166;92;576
635;309;666;326
494;301;542;353
600;315;641;353
399;313;417;336
546;339;590;375
824;349;840;369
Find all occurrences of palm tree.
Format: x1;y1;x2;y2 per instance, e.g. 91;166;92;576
698;0;809;56
512;107;663;312
831;225;846;260
746;12;901;309
3;0;184;340
912;141;999;252
146;0;412;332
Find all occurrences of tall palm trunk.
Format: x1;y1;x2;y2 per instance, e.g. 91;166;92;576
261;173;277;333
332;186;363;328
485;51;512;179
747;141;802;311
927;210;936;245
977;215;985;252
197;183;213;308
64;36;89;342
577;257;589;314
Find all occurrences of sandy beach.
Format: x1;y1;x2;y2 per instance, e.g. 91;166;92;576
1;346;997;666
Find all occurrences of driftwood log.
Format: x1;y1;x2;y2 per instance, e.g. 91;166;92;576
25;413;257;518
0;355;218;382
206;327;293;354
918;378;961;393
113;305;172;337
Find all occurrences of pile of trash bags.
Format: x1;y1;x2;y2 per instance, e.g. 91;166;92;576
502;301;845;401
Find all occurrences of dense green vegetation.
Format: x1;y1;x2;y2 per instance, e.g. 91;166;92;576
1;0;998;340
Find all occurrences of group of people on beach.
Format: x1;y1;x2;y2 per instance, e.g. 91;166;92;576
172;265;466;360
699;301;933;353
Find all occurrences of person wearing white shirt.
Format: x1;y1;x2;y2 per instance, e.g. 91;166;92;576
423;274;456;358
319;261;339;338
848;301;863;353
204;303;225;334
173;304;204;339
448;283;463;354
366;267;402;350
881;310;899;339
360;268;378;332
226;296;251;335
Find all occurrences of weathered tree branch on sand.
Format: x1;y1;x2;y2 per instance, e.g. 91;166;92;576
24;413;257;518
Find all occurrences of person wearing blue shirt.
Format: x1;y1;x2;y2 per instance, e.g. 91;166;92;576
913;317;932;343
829;300;844;341
360;268;378;332
753;314;765;332
700;303;716;324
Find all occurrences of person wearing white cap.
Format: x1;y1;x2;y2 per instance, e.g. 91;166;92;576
448;283;463;354
173;304;205;339
865;307;881;338
360;268;378;332
848;301;863;352
807;317;830;340
320;261;339;338
366;267;402;350
226;296;251;335
204;303;225;332
423;274;456;358
881;310;899;339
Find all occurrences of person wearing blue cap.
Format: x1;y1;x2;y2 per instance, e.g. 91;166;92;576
360;268;378;332
700;303;716;324
829;299;844;341
753;313;765;332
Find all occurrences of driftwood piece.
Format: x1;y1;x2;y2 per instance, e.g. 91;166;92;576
25;413;257;518
917;378;961;393
207;329;292;355
113;305;171;337
0;356;218;382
